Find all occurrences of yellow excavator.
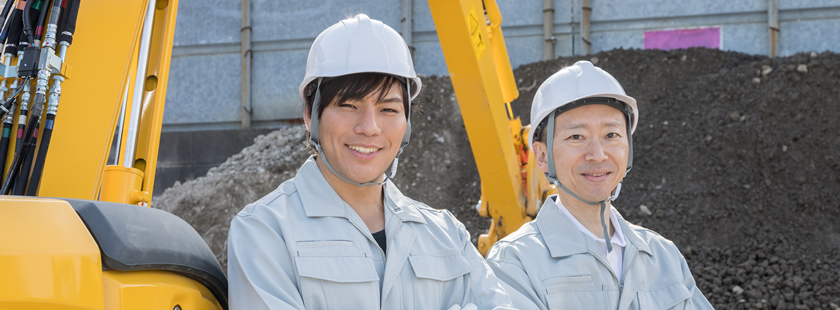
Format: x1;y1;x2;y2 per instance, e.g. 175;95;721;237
1;0;547;308
1;0;226;308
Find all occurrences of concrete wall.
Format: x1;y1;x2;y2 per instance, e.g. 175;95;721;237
165;0;840;132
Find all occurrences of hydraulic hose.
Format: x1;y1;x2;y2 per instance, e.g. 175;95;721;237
13;118;36;195
0;120;11;173
58;0;77;45
34;0;50;42
0;0;16;40
1;110;39;194
22;0;70;195
21;0;34;45
2;1;24;50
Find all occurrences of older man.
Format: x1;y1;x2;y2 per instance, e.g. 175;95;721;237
486;61;713;310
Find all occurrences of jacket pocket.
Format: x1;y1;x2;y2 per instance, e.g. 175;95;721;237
409;254;472;281
295;250;379;310
408;254;472;308
542;275;609;310
637;282;692;310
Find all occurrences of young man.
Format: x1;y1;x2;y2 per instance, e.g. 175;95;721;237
227;14;513;310
486;61;713;309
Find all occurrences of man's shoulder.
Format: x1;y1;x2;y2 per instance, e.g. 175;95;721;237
235;178;299;219
625;221;682;255
487;222;546;261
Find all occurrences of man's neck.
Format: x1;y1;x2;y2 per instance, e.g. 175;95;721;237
316;156;386;231
557;193;615;239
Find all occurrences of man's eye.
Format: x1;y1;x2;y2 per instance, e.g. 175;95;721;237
606;132;620;139
569;134;583;140
382;108;398;113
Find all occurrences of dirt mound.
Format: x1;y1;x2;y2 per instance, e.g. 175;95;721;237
156;48;840;309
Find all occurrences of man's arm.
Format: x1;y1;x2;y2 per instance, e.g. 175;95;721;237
227;211;304;310
485;245;543;310
677;249;714;310
455;219;518;310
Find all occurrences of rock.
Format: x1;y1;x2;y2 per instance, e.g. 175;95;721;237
590;56;599;65
829;303;839;310
797;64;808;73
810;51;818;58
704;135;713;143
639;204;652;216
730;111;741;122
752;77;761;84
733;285;745;295
762;65;773;76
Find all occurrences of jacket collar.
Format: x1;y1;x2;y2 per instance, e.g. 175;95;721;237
613;208;652;256
295;156;425;224
536;195;651;258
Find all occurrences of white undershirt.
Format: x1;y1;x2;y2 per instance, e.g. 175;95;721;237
556;199;627;281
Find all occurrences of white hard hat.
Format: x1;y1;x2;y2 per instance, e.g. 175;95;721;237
298;14;421;100
527;60;638;151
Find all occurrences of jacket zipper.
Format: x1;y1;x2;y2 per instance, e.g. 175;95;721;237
620;251;639;294
349;218;387;260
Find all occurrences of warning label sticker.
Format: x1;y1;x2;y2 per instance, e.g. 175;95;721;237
467;6;486;60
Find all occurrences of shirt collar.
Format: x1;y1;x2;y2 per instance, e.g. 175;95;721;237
295;156;425;224
555;198;627;247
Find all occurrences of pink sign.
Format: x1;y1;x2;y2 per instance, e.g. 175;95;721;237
644;27;721;50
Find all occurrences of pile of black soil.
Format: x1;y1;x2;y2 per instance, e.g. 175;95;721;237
157;48;840;309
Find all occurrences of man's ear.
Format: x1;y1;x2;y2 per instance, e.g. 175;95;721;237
303;107;312;131
533;141;549;174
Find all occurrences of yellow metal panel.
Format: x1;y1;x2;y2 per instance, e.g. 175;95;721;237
37;0;149;199
103;270;223;310
429;0;530;255
0;197;103;309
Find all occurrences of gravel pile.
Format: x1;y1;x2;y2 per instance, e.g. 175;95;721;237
156;48;840;309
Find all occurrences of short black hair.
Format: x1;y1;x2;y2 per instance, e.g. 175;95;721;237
303;73;410;121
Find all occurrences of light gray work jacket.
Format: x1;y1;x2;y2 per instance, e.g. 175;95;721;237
227;157;514;310
486;197;713;310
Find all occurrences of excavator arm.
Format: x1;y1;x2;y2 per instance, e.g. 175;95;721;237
428;0;556;255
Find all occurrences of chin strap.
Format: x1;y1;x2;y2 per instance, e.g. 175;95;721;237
555;180;621;253
308;77;411;187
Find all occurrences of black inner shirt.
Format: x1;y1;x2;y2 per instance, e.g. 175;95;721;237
372;229;386;254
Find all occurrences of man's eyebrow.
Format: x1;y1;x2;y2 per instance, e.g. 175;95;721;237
604;120;623;128
378;97;402;104
561;123;587;131
560;120;623;130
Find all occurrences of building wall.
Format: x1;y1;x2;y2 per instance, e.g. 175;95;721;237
165;0;840;131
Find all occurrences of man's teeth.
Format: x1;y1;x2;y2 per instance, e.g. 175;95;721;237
350;145;378;154
587;173;607;177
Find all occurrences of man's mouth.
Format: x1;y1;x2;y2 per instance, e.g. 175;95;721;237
349;145;380;155
583;172;610;177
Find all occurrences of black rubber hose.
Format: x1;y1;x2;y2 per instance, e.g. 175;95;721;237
0;0;16;39
1;112;38;194
25;113;50;196
34;0;49;39
0;121;12;174
56;0;66;37
21;0;34;45
13;119;37;195
58;0;77;44
3;3;23;52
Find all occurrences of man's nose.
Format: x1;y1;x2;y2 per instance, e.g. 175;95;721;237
585;139;608;162
354;107;381;136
